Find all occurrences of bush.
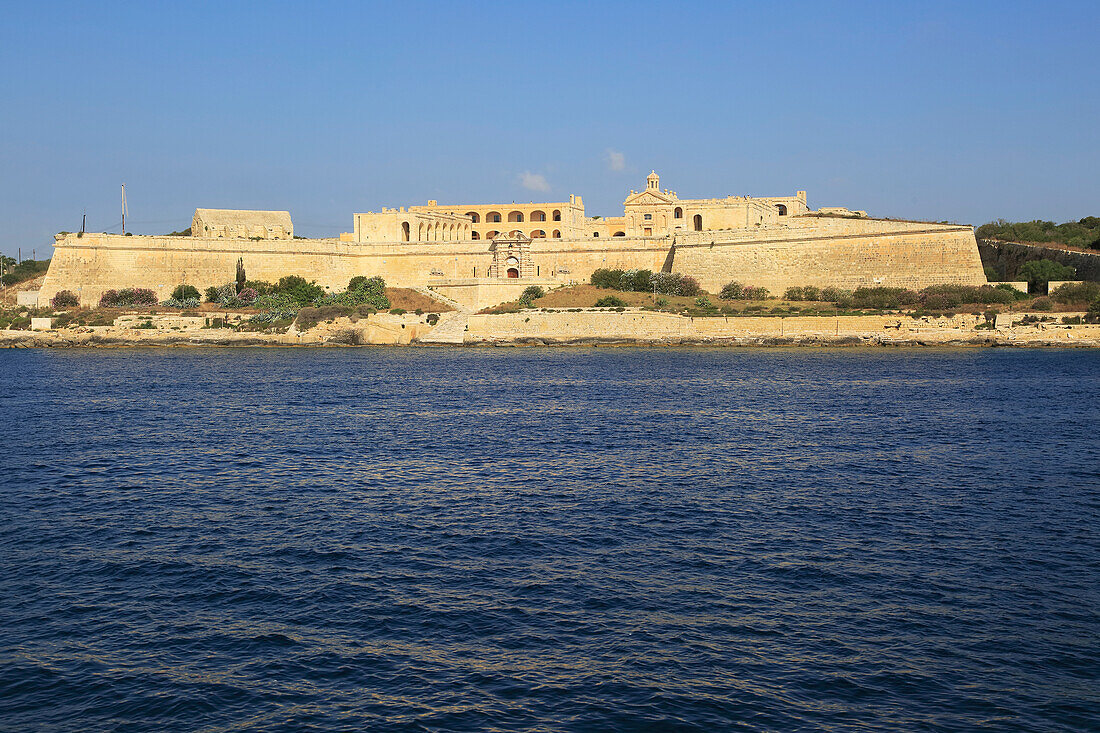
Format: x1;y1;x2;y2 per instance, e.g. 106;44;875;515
594;295;627;308
589;268;652;292
518;286;545;307
205;286;220;302
650;272;700;297
1051;281;1100;305
244;280;275;295
720;282;744;300
343;275;389;309
590;268;622;289
99;288;158;308
1031;297;1053;311
742;285;769;300
171;284;201;302
51;290;79;308
236;287;258;304
426;313;440;325
1086;298;1100;324
1017;259;1076;285
275;275;325;305
783;286;821;301
845;287;920;309
161;297;201;309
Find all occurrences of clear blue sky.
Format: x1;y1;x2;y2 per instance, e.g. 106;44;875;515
2;0;1097;257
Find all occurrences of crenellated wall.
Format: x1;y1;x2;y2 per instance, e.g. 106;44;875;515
40;217;986;307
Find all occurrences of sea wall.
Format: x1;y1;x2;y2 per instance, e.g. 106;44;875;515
465;310;1099;346
41;219;986;307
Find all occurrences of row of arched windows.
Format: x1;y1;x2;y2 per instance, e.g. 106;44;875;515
464;209;562;224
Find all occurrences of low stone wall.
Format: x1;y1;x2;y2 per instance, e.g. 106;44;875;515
464;309;1099;346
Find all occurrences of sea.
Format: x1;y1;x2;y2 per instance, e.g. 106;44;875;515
0;347;1097;732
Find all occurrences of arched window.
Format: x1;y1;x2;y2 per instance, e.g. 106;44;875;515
487;211;501;223
593;232;600;237
531;230;546;238
508;211;524;222
531;210;546;222
693;214;702;231
613;231;625;237
552;230;561;238
471;231;480;240
466;211;480;223
507;268;519;278
401;221;410;242
674;207;683;219
776;204;787;216
552;210;561;221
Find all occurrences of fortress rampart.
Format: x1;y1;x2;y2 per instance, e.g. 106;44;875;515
40;217;984;307
36;174;987;306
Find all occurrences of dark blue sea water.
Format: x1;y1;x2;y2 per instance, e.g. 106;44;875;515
1;347;1098;732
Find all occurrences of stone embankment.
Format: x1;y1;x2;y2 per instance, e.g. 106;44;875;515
3;309;1097;348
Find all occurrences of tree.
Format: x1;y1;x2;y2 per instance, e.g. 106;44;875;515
236;258;246;293
1017;259;1075;286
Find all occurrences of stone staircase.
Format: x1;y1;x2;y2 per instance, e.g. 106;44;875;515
411;286;468;313
418;311;468;344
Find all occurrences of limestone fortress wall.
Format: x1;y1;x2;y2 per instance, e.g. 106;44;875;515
38;174;986;307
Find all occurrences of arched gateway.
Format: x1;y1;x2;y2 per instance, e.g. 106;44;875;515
489;232;533;279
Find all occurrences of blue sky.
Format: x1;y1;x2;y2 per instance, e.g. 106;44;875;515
2;0;1097;256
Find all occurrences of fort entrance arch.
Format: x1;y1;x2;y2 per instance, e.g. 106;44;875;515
489;232;534;279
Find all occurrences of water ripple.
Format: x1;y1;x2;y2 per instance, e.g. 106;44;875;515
0;347;1098;731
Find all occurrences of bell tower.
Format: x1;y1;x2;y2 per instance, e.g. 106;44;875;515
647;170;660;191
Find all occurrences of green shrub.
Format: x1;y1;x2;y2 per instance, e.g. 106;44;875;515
342;275;389;309
783;285;822;301
389;308;406;315
205;286;220;302
244;280;275;295
1051;281;1100;305
1085;298;1100;323
1017;259;1076;286
594;295;627;308
720;282;744;300
171;284;201;302
742;285;769;300
590;268;652;292
275;275;325;305
426;313;440;325
518;285;545;307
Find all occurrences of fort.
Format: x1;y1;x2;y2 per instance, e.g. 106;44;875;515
39;172;986;308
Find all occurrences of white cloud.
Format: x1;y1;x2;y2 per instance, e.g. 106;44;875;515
519;171;550;192
605;149;626;172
